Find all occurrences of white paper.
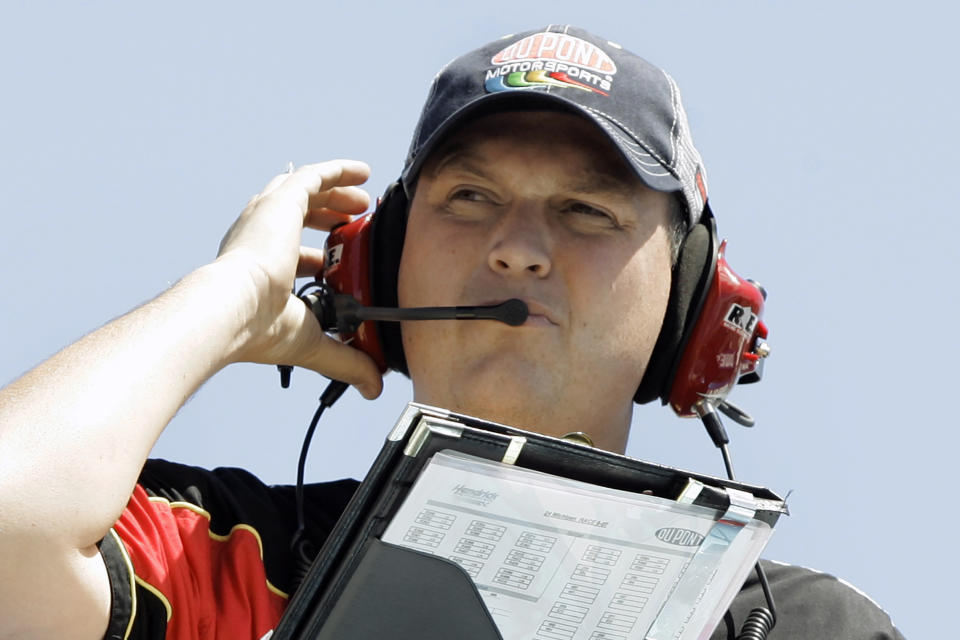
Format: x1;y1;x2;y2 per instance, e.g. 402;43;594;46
381;451;772;640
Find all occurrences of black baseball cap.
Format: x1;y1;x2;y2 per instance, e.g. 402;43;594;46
400;25;709;227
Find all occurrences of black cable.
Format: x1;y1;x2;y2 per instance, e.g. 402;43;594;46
736;606;775;640
753;562;778;626
277;283;326;389
732;553;777;640
296;280;323;298
722;610;737;638
719;442;736;480
699;402;778;640
289;379;349;591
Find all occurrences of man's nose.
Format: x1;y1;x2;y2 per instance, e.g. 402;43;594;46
486;205;552;278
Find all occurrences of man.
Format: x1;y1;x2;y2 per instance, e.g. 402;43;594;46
0;26;902;639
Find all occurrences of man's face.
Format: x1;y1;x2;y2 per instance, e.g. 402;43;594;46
397;111;674;452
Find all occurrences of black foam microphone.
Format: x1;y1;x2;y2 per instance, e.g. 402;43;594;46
301;287;529;334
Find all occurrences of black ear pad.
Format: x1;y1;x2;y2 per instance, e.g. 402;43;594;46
368;181;411;375
634;214;717;404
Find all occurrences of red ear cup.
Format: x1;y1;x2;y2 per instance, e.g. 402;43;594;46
635;206;770;414
666;241;768;417
322;215;388;371
320;181;410;374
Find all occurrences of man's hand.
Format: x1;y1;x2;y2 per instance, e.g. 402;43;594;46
216;160;383;399
0;160;385;638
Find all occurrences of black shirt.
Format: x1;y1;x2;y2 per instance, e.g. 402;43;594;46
99;459;905;639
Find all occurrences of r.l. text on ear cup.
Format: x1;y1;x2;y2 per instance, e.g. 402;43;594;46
634;212;718;405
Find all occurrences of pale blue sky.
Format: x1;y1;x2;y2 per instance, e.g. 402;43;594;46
2;2;955;637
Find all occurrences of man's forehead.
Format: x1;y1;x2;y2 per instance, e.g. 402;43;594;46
421;110;643;194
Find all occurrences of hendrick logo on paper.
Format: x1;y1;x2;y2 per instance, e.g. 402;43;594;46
655;527;705;547
452;484;498;507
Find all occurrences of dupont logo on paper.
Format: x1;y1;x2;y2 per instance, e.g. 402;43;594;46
655;527;705;547
452;484;498;507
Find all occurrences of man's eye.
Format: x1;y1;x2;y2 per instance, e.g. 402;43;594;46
564;202;621;227
451;188;487;202
567;202;605;216
442;188;495;220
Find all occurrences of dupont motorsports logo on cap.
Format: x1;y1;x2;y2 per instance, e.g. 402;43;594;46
484;32;617;96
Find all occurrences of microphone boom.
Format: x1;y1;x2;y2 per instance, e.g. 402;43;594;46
302;287;529;333
354;299;529;327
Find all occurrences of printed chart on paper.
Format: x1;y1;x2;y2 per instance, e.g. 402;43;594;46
382;452;771;640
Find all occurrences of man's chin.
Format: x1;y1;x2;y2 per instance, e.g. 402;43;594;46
411;353;580;435
412;366;631;452
449;394;566;437
444;372;569;435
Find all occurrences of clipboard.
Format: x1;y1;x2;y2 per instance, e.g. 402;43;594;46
271;403;787;640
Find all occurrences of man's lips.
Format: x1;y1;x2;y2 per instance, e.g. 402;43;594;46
523;313;556;327
480;299;560;326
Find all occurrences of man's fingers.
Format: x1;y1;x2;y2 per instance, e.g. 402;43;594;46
307;185;370;217
303;337;384;400
296;246;326;278
221;160;371;260
308;159;371;188
255;159;371;208
221;159;382;400
281;298;383;399
281;160;371;200
304;208;353;230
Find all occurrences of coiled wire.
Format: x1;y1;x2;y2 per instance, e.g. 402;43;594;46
736;606;775;640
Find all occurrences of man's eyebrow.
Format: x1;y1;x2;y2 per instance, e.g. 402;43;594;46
567;171;637;198
427;143;640;198
563;160;645;199
427;145;495;181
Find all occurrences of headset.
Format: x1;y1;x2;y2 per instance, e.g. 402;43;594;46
307;181;779;638
317;181;771;419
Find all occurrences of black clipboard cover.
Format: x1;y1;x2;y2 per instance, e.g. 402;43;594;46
271;403;787;640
